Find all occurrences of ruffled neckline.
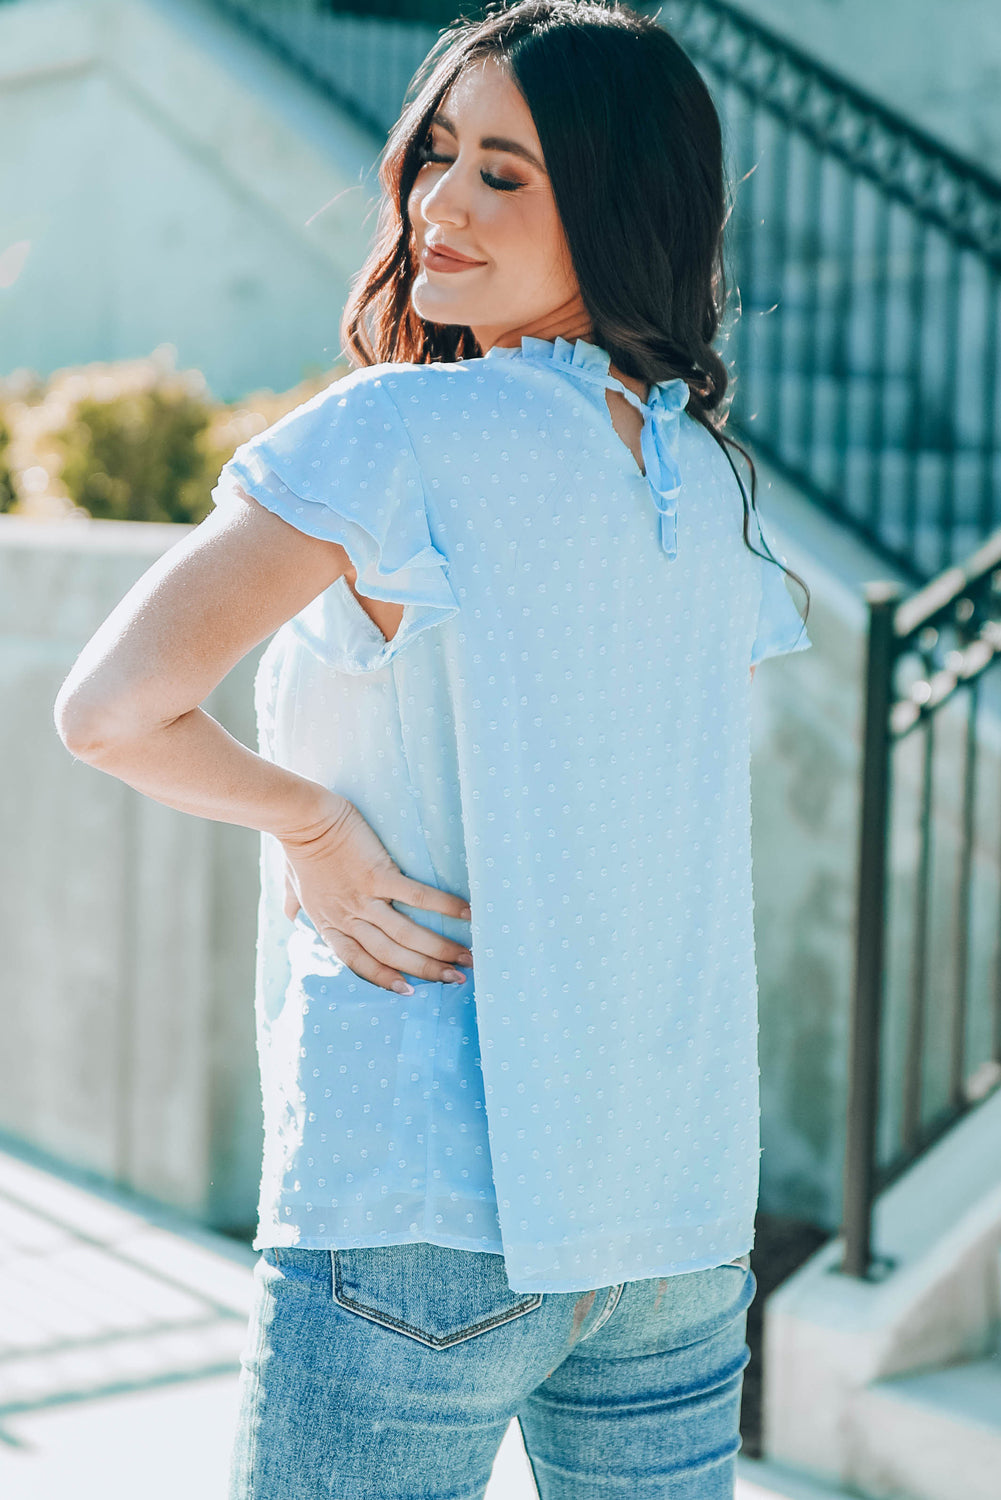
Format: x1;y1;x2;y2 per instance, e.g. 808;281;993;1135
483;334;690;561
483;334;690;418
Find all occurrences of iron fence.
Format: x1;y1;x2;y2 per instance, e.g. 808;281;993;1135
656;0;1001;589
842;531;1001;1277
207;0;440;139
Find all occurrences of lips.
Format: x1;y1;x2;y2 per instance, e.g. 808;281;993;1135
423;240;485;267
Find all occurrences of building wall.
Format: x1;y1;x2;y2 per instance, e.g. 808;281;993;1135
0;0;381;400
0;514;264;1234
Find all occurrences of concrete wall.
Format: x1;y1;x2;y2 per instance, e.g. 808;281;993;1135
719;0;1001;176
0;514;265;1234
0;0;380;400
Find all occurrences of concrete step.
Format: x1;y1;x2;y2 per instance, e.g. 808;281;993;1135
763;1089;1001;1496
848;1353;1001;1500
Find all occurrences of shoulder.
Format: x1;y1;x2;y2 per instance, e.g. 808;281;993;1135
223;362;434;493
324;357;505;396
330;360;536;457
291;357;507;426
367;356;514;405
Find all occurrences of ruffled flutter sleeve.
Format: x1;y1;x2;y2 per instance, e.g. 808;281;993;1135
750;509;812;666
210;368;459;665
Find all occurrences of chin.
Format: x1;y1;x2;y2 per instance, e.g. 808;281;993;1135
412;287;474;326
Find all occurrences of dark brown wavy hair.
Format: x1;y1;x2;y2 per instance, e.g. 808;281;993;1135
340;0;810;621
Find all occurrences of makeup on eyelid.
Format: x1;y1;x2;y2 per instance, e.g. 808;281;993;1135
417;140;525;194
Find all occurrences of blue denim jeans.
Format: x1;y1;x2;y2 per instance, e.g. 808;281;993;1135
228;1242;755;1499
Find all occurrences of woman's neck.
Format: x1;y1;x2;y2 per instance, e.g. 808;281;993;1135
609;364;651;406
474;317;651;407
471;299;592;354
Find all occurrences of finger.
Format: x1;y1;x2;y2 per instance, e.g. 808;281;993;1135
372;901;474;968
283;874;301;922
385;873;471;923
343;917;470;988
316;925;424;996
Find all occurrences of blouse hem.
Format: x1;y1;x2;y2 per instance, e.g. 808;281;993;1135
250;1226;756;1293
252;1227;505;1258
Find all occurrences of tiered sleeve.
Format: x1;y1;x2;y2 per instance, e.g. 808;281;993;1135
750;509;812;666
210;366;459;664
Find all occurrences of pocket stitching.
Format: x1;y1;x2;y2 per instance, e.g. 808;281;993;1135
331;1251;543;1348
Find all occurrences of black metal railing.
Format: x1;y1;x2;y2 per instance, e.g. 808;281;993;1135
208;0;441;140
204;0;1001;587
841;531;1001;1278
654;0;1001;589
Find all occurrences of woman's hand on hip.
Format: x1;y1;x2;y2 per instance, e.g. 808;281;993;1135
279;792;473;995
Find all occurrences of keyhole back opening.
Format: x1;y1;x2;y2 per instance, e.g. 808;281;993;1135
604;385;648;480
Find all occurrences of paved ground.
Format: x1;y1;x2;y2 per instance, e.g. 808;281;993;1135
0;1140;851;1499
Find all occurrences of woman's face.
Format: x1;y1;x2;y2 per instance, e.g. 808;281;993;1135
407;53;591;351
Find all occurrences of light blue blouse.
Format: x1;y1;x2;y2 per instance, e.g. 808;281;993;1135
211;334;812;1293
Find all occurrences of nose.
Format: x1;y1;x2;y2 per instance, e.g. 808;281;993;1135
417;162;468;230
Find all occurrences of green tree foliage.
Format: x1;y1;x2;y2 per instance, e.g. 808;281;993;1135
54;385;222;525
0;416;15;513
1;350;343;522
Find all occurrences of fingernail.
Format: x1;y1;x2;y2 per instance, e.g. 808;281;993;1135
460;905;472;919
393;980;414;995
443;969;466;984
459;950;473;965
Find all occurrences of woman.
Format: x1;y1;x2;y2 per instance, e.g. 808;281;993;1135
54;2;812;1495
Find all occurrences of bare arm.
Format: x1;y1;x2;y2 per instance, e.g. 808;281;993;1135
55;488;350;833
54;489;473;992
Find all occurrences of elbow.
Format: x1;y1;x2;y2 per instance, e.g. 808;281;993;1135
54;681;132;762
54;693;109;762
55;679;185;761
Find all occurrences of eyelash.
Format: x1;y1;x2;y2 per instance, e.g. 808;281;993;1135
416;143;523;193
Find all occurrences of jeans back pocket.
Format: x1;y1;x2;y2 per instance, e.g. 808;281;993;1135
332;1242;543;1349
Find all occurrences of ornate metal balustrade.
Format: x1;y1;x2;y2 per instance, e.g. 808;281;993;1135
842;531;1001;1277
207;0;440;139
656;0;1001;587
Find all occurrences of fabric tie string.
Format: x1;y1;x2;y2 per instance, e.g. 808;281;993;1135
514;335;691;561
636;380;689;561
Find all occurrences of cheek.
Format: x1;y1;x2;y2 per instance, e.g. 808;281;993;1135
501;198;575;287
491;193;561;256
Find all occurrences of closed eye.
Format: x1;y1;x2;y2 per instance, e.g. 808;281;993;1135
416;143;523;193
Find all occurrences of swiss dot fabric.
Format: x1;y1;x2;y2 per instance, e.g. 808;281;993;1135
211;334;812;1294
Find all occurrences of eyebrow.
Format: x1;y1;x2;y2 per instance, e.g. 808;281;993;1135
429;112;547;174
